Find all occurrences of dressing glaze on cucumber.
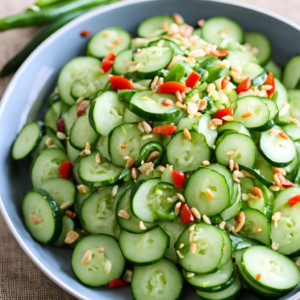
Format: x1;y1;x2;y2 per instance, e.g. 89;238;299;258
12;12;300;300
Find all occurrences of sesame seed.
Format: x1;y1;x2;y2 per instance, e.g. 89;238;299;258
189;231;195;243
190;244;196;254
271;242;279;251
118;210;130;219
179;243;184;249
222;115;234;122
233;175;240;183
125;157;135;169
64;231;79;244
95;153;101;164
60;201;71;210
57;132;66;140
270;185;280;192
30;214;42;225
175;202;182;215
81;250;92;264
203;215;212;224
105;260;112;275
141;135;153;141
242;193;249;201
229;159;234;171
77;184;89;194
226;151;236;156
151;76;159;91
183;127;191;140
177;193;185;203
45;137;54;147
112;185;118;197
206;188;214;200
96;247;105;253
202;160;210;166
138;122;144;133
176;250;184;259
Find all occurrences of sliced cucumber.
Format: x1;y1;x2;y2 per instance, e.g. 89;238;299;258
53;215;74;247
123;107;144;123
95;136;111;161
282;55;300;89
112;49;133;75
118;90;137;103
217;121;250;137
44;100;69;132
62;103;78;135
193;114;218;147
66;140;80;162
265;59;282;79
261;98;279;130
275;78;290;125
218;229;232;267
288;89;300;122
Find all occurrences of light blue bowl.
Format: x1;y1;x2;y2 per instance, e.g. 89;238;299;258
1;0;300;299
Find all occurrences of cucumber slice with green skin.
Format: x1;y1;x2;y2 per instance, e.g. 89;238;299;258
109;123;167;167
288;89;300;122
261;98;279;130
215;132;257;168
233;96;270;131
44;101;65;132
78;150;129;187
175;223;224;273
119;226;169;265
265;59;282;79
184;167;230;217
74;190;92;218
195;274;241;300
131;258;184;300
118;89;137;103
271;187;300;256
58;57;109;105
71;234;125;287
89;91;127;136
46;90;60;107
283;123;300;141
182;88;199;105
128;91;181;121
235;250;281;300
62;104;78;135
116;187;155;234
66;140;80;162
133;46;173;79
166;130;211;172
201;16;244;47
30;148;68;188
221;183;242;221
216;129;237;146
12;121;46;160
81;186;120;237
137;15;174;38
259;126;296;167
245;32;271;66
275;78;290;125
229;232;262;251
123;107;144;123
53;215;74;247
254;152;274;183
217;121;250;137
95;136;111;161
72;156;82;184
238;208;271;246
217;229;232;267
87;27;131;58
157;221;188;264
282;55;300;89
161;166;174;184
132;79;152;91
112;49;133;75
175;116;200;132
22;189;62;244
135;141;164;167
183;259;235;292
40;177;76;211
242;246;300;293
164;60;188;83
284;148;299;182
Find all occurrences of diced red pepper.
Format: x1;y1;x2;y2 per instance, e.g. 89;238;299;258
180;204;195;223
80;30;91;37
214;107;233;123
274;173;295;188
157;81;186;94
209;49;229;58
58;161;72;180
264;72;275;99
77;101;89;117
288;195;300;207
236;77;252;94
172;170;185;188
108;279;126;288
110;76;133;91
101;52;116;73
278;132;289;140
65;210;76;219
221;77;230;90
152;125;177;135
186;71;201;88
56;118;65;133
161;100;173;106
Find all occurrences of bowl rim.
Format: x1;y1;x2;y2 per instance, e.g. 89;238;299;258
1;0;300;299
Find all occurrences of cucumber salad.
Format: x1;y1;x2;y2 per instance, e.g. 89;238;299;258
12;12;300;300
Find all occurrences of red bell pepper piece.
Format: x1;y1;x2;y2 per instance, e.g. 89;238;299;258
110;76;133;91
77;101;89;117
157;81;186;94
209;49;229;58
180;204;195;223
101;52;116;73
172;170;185;188
214;107;233;123
236;77;252;94
186;71;201;88
288;195;300;207
152;125;176;135
80;30;91;37
274;173;295;188
56;118;65;133
264;72;275;98
221;77;230;90
58;161;72;180
108;279;126;288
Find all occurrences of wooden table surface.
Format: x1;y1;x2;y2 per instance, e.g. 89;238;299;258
0;0;300;299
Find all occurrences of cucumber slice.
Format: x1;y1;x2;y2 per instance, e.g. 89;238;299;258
175;116;200;133
201;16;244;47
74;190;93;218
81;186;120;237
283;123;300;141
193;114;218;147
118;90;137;103
218;229;232;267
44;100;69;131
128;91;181;121
238;208;271;246
95;136;111;161
40;177;76;211
69;106;99;150
62;104;78;135
119;226;169;265
87;27;131;58
112;49;133;75
123;107;144;123
175;223;224;273
282;55;300;89
275;78;290;125
215;132;257;168
259;125;296;167
217;121;250;137
137;15;174;38
131;258;184;300
89;91;127;136
22;189;62;244
30;148;68;188
242;246;300;293
184;167;230;217
261;98;279;130
71;234;125;287
265;59;282;79
233;96;270;131
58;57;109;105
288;89;300;122
53;215;74;247
245;32;271;66
66;140;80;162
183;259;235;292
12;121;46;160
166;130;211;172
